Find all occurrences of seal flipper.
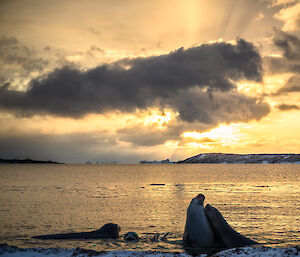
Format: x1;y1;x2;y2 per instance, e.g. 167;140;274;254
227;232;257;247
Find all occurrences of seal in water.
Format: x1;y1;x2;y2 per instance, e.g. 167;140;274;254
124;232;140;241
183;194;215;248
33;223;120;240
204;204;258;248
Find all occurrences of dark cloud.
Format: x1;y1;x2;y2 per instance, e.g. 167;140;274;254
0;131;147;164
87;45;105;56
265;31;300;95
263;56;300;74
0;36;74;87
117;124;182;146
0;36;49;72
0;38;269;124
276;103;299;111
274;75;300;95
264;31;300;74
168;88;269;123
273;30;300;60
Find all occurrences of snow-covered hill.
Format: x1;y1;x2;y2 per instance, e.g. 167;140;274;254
178;153;300;164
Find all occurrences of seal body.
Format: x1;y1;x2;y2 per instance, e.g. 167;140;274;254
183;195;215;248
33;223;120;240
204;204;257;248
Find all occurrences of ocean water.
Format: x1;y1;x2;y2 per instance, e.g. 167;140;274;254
0;164;299;254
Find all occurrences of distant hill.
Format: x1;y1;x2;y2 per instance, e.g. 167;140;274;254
0;158;63;164
178;153;300;164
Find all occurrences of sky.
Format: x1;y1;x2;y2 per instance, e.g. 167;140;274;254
0;0;300;163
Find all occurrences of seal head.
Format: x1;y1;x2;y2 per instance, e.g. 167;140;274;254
183;194;215;248
124;232;140;241
95;223;121;239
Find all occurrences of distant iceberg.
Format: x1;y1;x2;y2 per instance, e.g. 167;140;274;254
140;159;174;164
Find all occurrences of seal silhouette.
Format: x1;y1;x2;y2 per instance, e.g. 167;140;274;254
183;194;215;248
204;204;258;248
33;223;120;240
124;232;140;241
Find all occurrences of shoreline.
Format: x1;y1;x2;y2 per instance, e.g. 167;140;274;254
0;158;63;164
0;243;299;257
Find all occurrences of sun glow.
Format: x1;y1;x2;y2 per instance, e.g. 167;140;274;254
143;109;179;128
185;142;215;149
236;81;264;96
182;124;247;148
0;108;180;136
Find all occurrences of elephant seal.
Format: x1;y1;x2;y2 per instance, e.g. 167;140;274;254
124;232;140;241
204;204;258;248
33;223;120;240
183;194;215;248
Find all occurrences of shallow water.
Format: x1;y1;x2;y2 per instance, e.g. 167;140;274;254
0;164;299;252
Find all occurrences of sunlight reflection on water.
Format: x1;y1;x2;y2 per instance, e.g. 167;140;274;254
0;164;299;252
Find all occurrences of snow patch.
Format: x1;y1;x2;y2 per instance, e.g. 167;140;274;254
213;246;300;257
0;244;190;257
0;245;299;257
